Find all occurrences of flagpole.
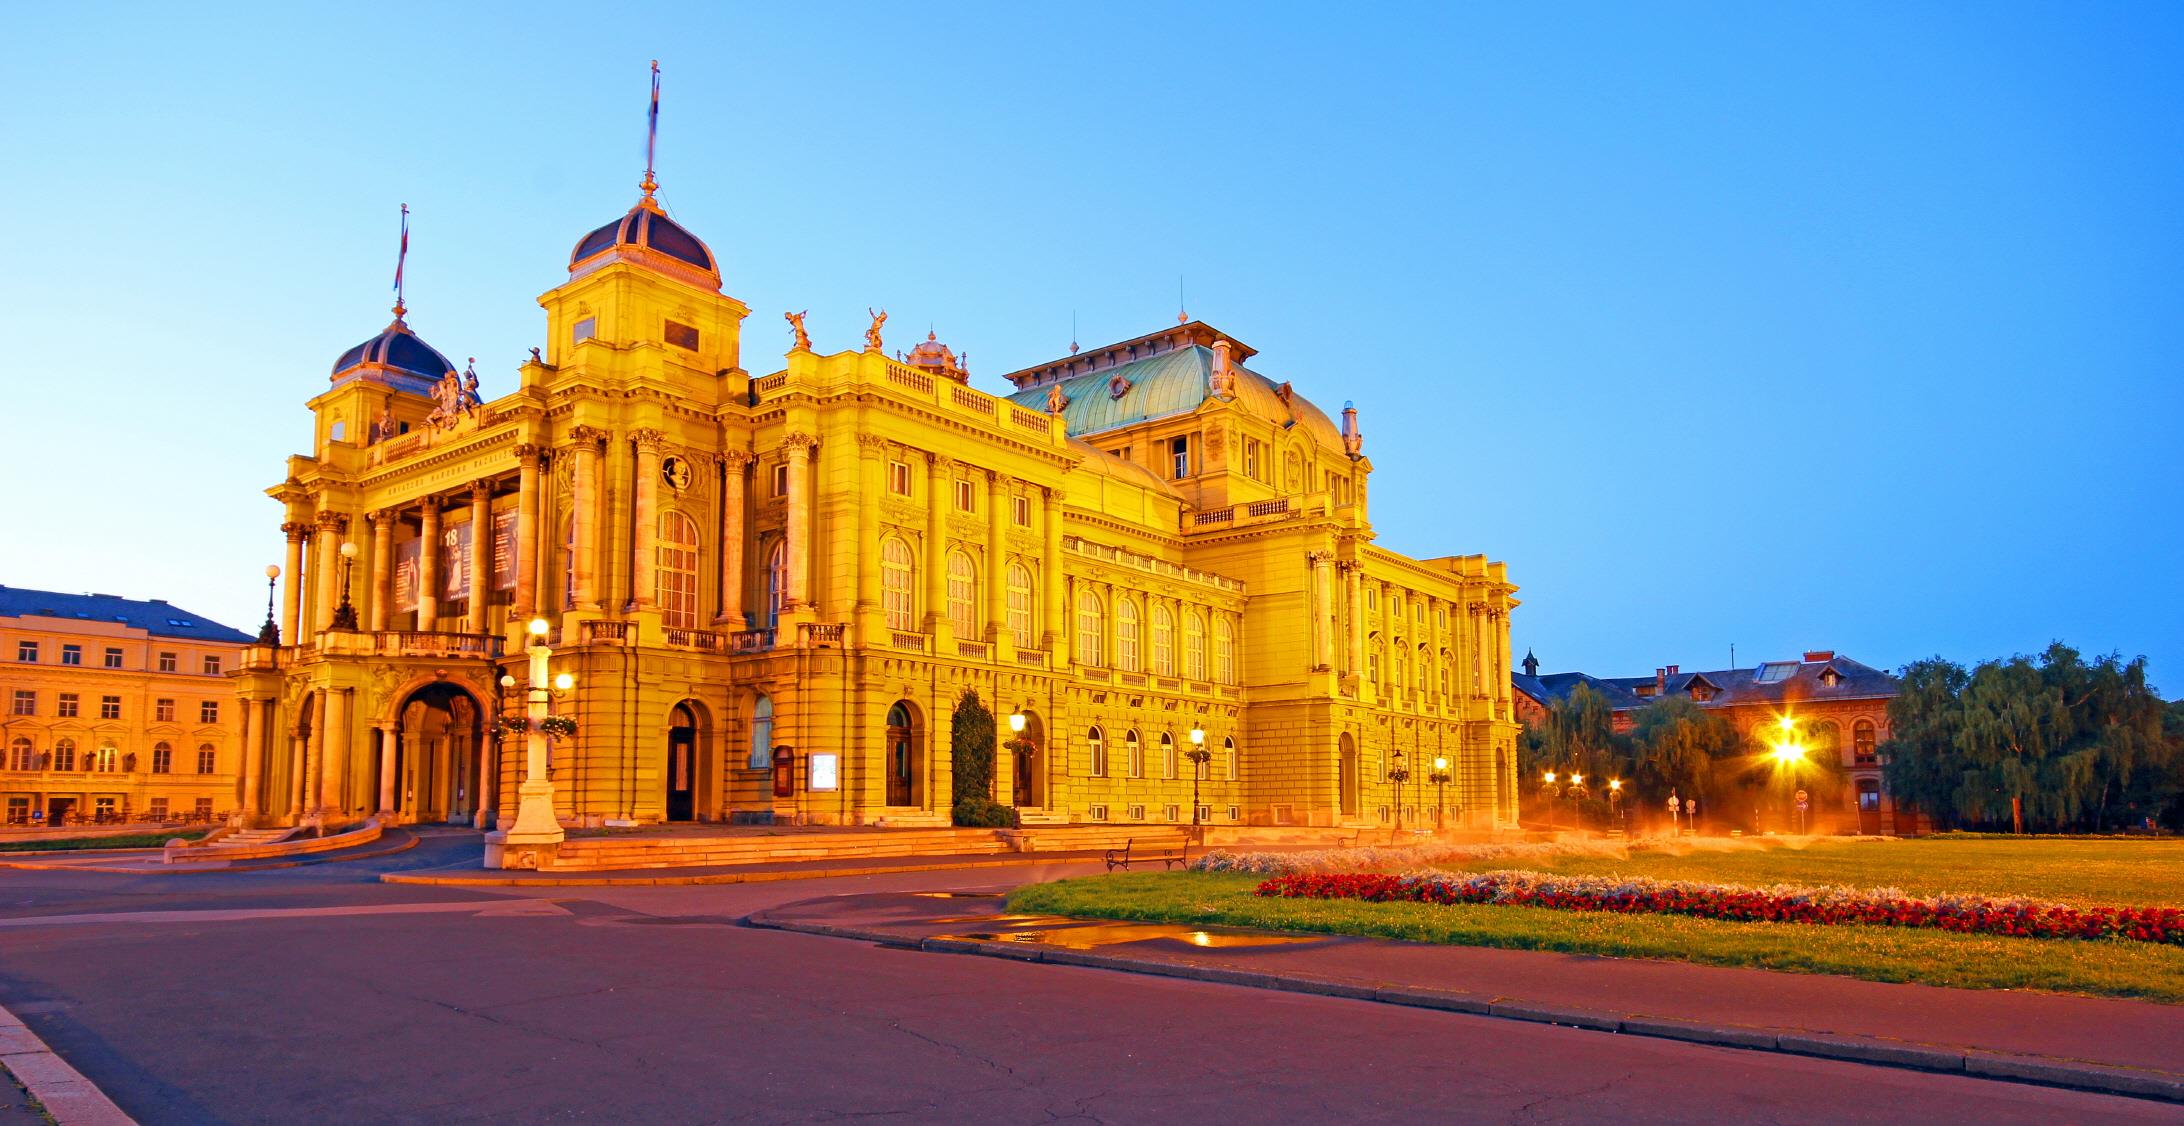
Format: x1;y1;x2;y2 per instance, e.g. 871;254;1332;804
641;60;660;202
392;203;409;321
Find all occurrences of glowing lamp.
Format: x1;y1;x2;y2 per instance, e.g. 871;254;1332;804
527;618;551;637
553;672;575;692
1188;727;1205;745
339;541;359;560
265;564;280;580
1007;711;1027;734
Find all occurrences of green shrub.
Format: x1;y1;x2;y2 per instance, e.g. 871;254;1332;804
952;797;1020;829
951;689;997;806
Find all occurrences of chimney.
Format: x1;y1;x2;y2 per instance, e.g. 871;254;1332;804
1655;668;1666;695
1666;664;1679;677
1802;650;1835;663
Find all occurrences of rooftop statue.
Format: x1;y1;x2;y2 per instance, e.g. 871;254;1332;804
785;310;811;351
865;308;887;353
1045;383;1071;415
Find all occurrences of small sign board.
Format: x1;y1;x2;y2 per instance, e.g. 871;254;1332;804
1795;789;1810;809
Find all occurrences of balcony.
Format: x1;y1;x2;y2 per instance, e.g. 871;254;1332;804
318;630;504;660
663;627;728;653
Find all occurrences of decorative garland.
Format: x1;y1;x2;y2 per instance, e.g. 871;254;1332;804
537;715;578;739
1253;869;2184;946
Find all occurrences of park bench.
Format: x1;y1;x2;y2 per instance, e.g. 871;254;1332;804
1103;838;1190;872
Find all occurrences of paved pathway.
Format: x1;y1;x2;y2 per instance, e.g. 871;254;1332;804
0;837;2171;1123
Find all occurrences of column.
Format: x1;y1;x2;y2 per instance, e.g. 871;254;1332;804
368;510;395;632
321;688;350;816
303;691;328;820
984;471;1007;644
281;522;307;643
376;722;398;815
716;450;749;627
1344;562;1364;677
418;498;442;631
781;433;816;609
1467;601;1485;706
854;437;885;623
514;446;542;616
474;728;498;829
288;730;307;820
570;425;604;610
312;512;344;637
1309;551;1335;671
1041;485;1066;655
924;454;952;637
468;481;493;632
631;429;663;610
239;697;264;817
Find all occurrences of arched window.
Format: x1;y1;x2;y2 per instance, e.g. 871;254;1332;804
1150;604;1175;677
1417;644;1430;696
1005;562;1036;648
1087;726;1107;778
946;550;978;638
1076;589;1106;667
1160;732;1177;779
1853;719;1877;764
1223;735;1237;781
657;511;700;629
1182;611;1206;681
7;737;31;772
1440;649;1453;697
880;537;917;631
151;741;173;774
53;738;76;772
1125;730;1143;778
1115;597;1142;672
1391;637;1406;690
1214;617;1236;685
196;744;216;774
749;696;774;769
764;540;787;627
1367;633;1382;684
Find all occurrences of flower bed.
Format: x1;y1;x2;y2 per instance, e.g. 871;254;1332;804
1193;835;1880;877
1254;869;2184;945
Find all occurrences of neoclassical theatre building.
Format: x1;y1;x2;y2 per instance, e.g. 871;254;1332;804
233;174;1520;834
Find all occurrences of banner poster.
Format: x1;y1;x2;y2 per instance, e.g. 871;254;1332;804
394;538;421;613
443;522;472;601
492;509;518;591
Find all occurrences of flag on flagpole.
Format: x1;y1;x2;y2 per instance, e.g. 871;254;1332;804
646;60;661;182
392;203;410;317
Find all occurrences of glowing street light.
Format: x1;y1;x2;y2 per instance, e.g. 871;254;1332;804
1429;755;1452;832
1185;726;1210;836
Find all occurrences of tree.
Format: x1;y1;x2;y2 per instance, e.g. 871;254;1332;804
1518;684;1633;825
1627;696;1740;806
949;689;1016;828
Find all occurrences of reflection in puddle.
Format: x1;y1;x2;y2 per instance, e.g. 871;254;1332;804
910;892;1003;899
921;913;1072;926
935;922;1324;950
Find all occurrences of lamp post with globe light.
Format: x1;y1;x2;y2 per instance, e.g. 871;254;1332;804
494;618;573;867
1429;755;1452;832
1387;748;1410;834
329;542;360;630
1770;716;1807;834
256;565;282;646
1184;726;1211;840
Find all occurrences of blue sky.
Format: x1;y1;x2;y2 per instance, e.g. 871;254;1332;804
2;3;2178;690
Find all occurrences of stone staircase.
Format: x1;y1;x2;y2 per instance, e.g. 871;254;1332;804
222;827;299;847
548;828;1018;872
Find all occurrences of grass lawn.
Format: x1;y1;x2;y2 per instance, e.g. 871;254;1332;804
0;829;208;853
1008;838;2184;1003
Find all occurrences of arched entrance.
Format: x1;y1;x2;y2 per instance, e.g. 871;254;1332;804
394;684;482;825
1011;710;1045;808
666;702;699;822
885;701;922;807
1338;733;1360;819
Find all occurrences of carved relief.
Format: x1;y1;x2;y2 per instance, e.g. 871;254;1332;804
631;428;666;452
780;432;818;454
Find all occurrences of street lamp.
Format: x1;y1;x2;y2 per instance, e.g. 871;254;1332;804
500;616;571;864
1543;771;1557;831
256;564;281;646
1429;755;1452;832
1608;778;1624;834
1185;726;1210;838
1772;739;1806;832
1387;748;1410;834
329;542;360;631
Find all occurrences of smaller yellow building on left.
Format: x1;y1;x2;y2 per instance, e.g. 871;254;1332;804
0;586;251;826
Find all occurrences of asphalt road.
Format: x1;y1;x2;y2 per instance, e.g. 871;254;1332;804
0;834;2169;1125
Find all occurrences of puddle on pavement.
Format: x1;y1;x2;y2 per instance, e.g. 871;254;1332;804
934;921;1324;950
910;891;1002;899
920;912;1070;926
607;915;744;927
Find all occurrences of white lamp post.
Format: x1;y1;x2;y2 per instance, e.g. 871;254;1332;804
495;617;568;866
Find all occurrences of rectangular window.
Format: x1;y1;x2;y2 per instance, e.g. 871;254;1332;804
772;464;790;497
197;749;217;774
954;479;975;513
663;320;700;350
99;696;121;720
61;644;82;666
10;691;33;716
155;698;175;722
158;652;178;672
199;701;219;725
9;797;33;824
572;316;597;344
57;693;78;718
1088;735;1107;778
202;655;222;675
1012;496;1031;527
103;647;123;669
889;461;912;496
194;798;213;816
152;746;172;773
14;641;34;662
1171;436;1191;479
147;797;168;819
1243;439;1260;481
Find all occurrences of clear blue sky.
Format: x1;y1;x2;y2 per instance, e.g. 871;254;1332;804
2;3;2178;691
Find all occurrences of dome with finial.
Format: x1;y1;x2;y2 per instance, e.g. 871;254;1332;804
904;330;969;384
569;196;719;289
330;314;456;389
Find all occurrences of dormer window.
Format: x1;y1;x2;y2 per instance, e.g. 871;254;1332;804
664;320;699;350
1820;669;1842;688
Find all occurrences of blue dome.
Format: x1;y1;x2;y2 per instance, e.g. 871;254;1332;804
570;199;717;280
331;318;456;382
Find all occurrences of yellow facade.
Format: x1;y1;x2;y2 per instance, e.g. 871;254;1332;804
1;591;248;825
235;168;1520;835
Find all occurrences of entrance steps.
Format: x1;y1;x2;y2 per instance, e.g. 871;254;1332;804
546;823;1196;872
222;827;300;847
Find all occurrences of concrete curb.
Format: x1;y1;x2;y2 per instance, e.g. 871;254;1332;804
0;832;419;876
0;1001;134;1124
380;853;1094;887
750;914;2184;1106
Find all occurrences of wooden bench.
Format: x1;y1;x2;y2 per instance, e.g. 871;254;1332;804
1103;838;1189;872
